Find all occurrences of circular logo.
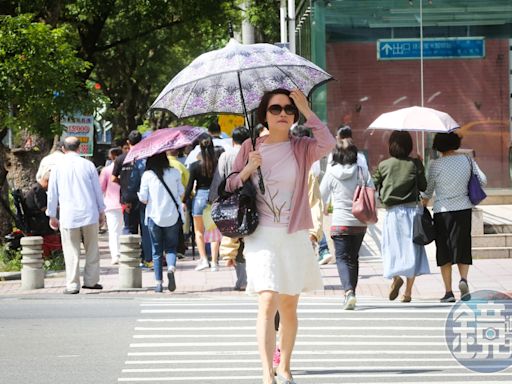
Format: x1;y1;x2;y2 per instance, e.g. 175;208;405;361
445;289;512;373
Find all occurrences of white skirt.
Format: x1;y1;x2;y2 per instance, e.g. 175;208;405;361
244;226;324;295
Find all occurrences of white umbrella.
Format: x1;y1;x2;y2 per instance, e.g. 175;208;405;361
368;106;459;133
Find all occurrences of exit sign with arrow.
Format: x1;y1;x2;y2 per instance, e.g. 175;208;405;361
377;37;485;60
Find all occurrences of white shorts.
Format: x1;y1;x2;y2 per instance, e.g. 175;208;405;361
244;226;323;295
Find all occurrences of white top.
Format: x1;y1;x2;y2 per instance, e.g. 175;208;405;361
185;138;233;167
138;168;184;227
36;150;65;182
422;154;487;213
46;152;105;229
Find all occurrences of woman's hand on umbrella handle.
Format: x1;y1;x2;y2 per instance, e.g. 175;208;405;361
290;89;313;120
240;150;261;182
247;150;262;172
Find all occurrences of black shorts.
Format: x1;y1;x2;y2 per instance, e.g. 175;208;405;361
433;209;472;266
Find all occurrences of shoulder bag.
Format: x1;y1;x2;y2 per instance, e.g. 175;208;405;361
412;162;435;245
211;172;259;238
352;166;378;225
466;156;486;205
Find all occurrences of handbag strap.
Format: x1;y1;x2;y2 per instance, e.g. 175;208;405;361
154;171;182;218
356;166;366;186
413;160;421;203
465;155;476;174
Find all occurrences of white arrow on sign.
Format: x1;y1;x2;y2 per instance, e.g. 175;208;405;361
381;43;393;55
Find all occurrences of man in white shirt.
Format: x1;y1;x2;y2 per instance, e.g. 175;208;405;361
46;137;106;294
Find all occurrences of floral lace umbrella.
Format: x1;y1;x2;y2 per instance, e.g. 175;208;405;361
150;39;333;122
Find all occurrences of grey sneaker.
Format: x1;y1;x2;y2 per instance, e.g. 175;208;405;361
459;279;471;300
343;291;357;310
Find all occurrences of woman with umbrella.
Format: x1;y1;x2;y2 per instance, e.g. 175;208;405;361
138;152;185;293
226;88;336;384
373;131;430;303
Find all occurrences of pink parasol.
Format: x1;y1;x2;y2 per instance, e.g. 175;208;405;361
123;126;205;164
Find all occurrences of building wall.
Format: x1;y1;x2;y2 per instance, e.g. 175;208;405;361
326;39;510;188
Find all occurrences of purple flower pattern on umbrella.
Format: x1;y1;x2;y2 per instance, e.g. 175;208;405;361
151;39;332;118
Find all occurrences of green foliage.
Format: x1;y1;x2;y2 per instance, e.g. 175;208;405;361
0;14;97;137
43;250;65;271
0;245;22;272
246;0;280;43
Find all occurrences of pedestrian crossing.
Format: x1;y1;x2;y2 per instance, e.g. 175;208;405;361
118;297;512;383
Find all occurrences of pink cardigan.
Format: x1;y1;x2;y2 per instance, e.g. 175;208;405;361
226;114;336;234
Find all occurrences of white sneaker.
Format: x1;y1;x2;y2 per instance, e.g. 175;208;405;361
194;260;210;271
111;257;120;265
319;252;334;265
210;263;219;272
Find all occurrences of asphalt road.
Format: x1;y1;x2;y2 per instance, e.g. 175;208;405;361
1;295;511;383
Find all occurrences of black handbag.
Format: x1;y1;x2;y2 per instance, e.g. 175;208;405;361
412;161;435;245
413;207;436;245
211;172;259;238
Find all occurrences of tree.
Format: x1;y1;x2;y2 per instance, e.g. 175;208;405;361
0;14;98;236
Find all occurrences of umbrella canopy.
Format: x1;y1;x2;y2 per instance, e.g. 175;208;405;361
368;106;459;133
124;126;205;164
150;39;333;120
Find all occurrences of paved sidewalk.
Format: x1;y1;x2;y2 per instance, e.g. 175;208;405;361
2;205;512;299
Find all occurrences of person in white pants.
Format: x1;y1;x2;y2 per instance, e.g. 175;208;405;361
99;147;124;264
46;136;106;294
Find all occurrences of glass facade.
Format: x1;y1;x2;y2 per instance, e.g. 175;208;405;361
297;0;512;188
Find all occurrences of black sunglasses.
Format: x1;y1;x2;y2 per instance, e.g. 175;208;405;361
267;104;297;116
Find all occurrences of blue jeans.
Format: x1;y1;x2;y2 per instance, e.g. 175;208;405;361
147;218;180;281
318;231;329;255
139;204;152;262
332;231;366;294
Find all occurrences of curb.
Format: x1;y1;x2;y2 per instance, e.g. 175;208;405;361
0;272;21;281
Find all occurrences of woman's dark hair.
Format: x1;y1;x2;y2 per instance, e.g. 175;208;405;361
332;141;358;166
256;88;300;127
432;132;461;153
232;126;251;145
109;147;123;158
146;152;170;178
337;125;353;139
388;131;413;159
199;136;216;178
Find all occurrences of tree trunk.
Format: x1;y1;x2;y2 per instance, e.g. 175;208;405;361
0;143;13;237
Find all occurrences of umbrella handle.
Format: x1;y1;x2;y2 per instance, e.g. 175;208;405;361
257;168;265;194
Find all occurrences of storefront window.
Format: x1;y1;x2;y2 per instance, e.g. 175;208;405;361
299;0;512;188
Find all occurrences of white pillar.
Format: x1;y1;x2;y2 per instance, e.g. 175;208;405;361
280;0;287;43
288;0;296;53
241;1;255;44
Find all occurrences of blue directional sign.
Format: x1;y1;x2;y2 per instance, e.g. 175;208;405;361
377;37;485;60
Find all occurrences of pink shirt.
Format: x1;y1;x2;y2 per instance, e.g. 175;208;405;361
227;114;336;234
99;163;122;211
253;141;297;227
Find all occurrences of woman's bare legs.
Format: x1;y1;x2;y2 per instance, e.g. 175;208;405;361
192;216;207;262
457;263;469;281
440;262;452;292
404;277;415;298
276;294;300;380
257;291;279;384
210;240;220;265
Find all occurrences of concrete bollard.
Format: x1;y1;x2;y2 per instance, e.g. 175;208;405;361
119;234;142;289
20;236;45;290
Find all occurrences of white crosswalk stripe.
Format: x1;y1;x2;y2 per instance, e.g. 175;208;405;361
118;296;512;383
